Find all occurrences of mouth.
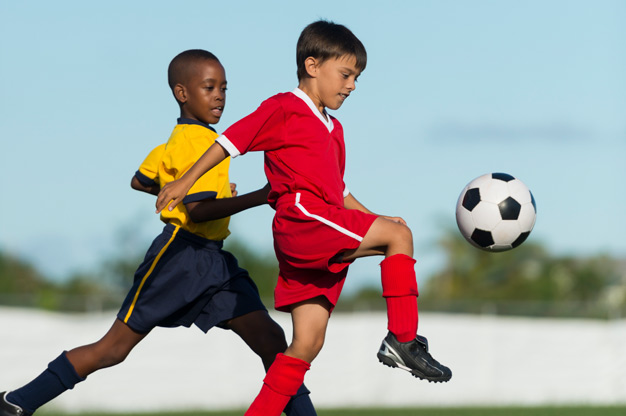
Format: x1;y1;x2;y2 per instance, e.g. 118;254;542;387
211;106;224;117
339;93;349;101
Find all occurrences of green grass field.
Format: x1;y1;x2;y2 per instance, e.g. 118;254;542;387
43;407;626;416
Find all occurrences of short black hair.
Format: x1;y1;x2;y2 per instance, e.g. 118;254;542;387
296;20;367;81
168;49;220;91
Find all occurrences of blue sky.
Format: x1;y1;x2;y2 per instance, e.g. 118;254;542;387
1;1;624;292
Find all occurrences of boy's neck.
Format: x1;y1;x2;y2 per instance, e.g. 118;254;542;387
296;84;327;119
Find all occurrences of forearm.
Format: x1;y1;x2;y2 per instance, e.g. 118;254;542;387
156;142;231;213
183;142;230;185
344;192;376;215
187;187;269;222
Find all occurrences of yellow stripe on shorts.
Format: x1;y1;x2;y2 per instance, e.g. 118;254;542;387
123;226;180;323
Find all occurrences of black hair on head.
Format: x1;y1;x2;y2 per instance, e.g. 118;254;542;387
168;49;220;90
296;20;367;81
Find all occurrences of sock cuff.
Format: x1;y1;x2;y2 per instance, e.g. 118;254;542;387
263;353;310;397
48;351;85;390
381;254;418;298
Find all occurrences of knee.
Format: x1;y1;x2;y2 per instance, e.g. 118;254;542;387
258;322;288;357
94;342;132;368
389;222;413;247
289;334;325;363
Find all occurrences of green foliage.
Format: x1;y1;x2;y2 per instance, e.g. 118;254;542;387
0;251;51;293
419;228;626;319
0;250;123;312
2;226;625;319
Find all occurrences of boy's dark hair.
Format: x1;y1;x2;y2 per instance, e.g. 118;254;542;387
168;49;220;91
296;20;367;81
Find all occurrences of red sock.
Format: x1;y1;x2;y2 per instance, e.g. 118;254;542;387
245;353;310;416
380;254;419;343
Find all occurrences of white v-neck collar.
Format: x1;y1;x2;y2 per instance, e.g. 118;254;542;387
292;88;334;133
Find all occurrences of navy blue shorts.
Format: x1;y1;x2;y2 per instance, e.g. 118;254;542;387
117;224;267;334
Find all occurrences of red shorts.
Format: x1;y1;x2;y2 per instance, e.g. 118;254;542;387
272;192;378;312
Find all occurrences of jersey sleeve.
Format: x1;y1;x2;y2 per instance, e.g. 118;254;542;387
135;143;166;187
217;97;286;158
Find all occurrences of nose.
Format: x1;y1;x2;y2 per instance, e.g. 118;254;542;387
347;77;356;91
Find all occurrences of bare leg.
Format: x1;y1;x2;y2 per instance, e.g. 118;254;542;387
341;216;413;262
65;319;147;378
285;296;332;363
226;310;287;370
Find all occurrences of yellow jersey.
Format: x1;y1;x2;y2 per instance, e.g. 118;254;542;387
135;119;232;240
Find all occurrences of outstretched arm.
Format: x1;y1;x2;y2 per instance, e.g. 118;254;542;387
156;142;229;213
186;183;270;222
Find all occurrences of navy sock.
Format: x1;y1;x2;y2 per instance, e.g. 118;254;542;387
283;383;317;416
7;352;85;414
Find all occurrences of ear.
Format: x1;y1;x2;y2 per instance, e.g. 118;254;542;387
303;57;319;78
174;84;187;103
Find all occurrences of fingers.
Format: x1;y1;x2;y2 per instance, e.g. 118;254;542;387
395;217;407;226
167;198;180;212
155;184;176;213
382;216;407;226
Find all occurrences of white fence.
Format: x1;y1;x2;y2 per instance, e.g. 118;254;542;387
1;307;624;412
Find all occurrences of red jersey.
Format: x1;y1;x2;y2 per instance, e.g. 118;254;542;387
217;88;377;312
217;88;349;208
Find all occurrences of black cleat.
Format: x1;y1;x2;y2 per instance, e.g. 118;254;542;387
377;332;452;383
1;393;28;416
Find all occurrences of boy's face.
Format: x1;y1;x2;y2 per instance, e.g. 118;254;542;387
178;59;227;125
308;54;360;112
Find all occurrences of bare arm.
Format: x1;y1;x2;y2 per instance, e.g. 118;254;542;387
344;192;376;214
131;176;160;196
156;142;229;213
186;183;270;222
344;192;407;225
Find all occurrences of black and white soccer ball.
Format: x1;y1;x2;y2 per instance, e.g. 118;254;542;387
455;173;537;252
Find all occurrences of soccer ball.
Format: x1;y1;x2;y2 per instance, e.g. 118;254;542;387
455;172;537;252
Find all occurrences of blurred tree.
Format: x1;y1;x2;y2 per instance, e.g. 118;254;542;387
419;228;625;318
0;250;56;308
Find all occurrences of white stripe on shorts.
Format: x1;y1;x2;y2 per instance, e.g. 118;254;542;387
294;192;364;242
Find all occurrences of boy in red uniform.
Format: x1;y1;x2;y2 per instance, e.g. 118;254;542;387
0;50;316;416
156;22;452;415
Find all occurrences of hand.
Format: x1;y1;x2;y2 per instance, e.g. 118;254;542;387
381;215;407;226
230;182;238;197
156;178;193;213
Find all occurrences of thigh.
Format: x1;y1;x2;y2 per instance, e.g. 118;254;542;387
274;195;377;273
341;216;413;262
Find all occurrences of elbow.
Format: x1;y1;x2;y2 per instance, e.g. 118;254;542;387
186;202;214;223
188;211;204;223
130;177;142;190
186;205;202;223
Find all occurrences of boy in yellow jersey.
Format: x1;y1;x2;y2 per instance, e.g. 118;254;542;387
0;50;316;416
